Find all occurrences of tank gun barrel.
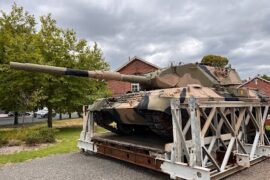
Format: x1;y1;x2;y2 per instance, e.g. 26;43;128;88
10;62;151;84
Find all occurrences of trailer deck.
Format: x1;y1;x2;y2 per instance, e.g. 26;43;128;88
90;133;167;171
92;133;168;153
78;98;270;180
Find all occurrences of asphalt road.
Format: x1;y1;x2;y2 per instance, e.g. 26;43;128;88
0;113;78;126
0;116;45;126
1;152;270;180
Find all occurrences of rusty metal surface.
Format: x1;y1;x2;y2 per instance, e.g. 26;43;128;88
92;132;169;154
91;133;167;171
96;142;163;171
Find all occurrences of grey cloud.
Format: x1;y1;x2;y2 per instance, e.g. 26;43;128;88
1;0;270;78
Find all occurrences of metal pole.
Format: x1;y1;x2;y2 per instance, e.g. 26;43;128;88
221;137;235;171
189;96;202;167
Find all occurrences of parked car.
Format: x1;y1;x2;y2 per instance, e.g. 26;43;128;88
8;112;14;117
24;112;33;116
8;112;33;117
34;108;56;118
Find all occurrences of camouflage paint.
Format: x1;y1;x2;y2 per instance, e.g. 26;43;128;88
10;61;270;137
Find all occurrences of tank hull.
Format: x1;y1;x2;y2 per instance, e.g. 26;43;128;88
91;85;267;138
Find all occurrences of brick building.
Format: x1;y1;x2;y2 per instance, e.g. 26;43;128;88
238;76;270;97
107;56;160;96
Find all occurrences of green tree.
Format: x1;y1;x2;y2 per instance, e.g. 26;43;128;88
201;54;229;68
35;15;110;127
261;74;270;81
0;3;41;124
0;4;110;127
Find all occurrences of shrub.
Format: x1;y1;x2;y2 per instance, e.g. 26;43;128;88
201;54;229;68
3;128;32;141
25;128;57;146
0;135;8;147
25;131;41;146
38;128;57;143
8;139;22;146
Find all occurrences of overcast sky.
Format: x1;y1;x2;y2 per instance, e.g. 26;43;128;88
1;0;270;79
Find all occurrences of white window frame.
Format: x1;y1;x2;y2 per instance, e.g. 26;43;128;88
131;83;140;92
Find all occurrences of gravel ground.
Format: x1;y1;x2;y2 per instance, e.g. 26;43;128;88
225;158;270;180
0;152;270;180
0;152;170;180
0;144;51;155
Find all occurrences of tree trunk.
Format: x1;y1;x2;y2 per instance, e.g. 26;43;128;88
77;112;82;118
22;114;25;125
47;106;53;128
14;112;19;125
68;112;72;119
59;113;62;120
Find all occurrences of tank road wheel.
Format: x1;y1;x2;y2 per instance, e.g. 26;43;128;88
116;123;135;135
146;112;172;139
93;111;144;135
117;124;151;135
93;111;119;134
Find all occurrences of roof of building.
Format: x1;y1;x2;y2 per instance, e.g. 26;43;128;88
115;56;160;72
238;76;270;88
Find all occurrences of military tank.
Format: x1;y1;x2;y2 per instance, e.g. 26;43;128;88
10;62;269;138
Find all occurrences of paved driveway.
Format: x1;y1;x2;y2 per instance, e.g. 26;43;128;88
1;152;270;180
0;153;169;180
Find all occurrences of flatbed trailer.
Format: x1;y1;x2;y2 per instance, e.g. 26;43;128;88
78;97;270;180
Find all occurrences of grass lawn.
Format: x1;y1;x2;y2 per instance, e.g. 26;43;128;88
0;118;105;164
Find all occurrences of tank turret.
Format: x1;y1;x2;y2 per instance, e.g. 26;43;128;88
10;62;242;90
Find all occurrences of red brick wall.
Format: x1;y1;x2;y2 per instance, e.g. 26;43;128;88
242;78;270;97
118;59;158;74
107;59;158;96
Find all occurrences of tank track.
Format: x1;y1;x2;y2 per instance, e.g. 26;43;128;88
94;117;119;134
93;111;149;135
145;111;173;139
93;111;173;138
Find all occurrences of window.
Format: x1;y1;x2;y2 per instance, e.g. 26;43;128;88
131;83;140;92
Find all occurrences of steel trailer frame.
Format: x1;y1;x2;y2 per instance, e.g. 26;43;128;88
78;97;270;180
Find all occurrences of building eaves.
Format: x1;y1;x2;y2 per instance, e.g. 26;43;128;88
115;56;160;72
238;76;270;88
